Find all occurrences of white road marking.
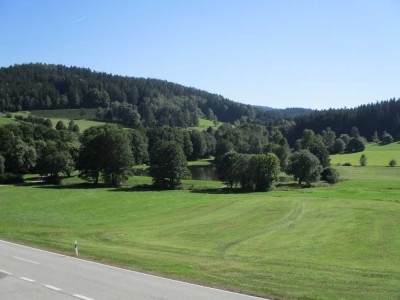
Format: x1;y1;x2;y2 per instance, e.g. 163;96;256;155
15;256;39;264
73;294;94;300
0;269;12;275
20;276;35;282
1;239;265;300
44;284;62;291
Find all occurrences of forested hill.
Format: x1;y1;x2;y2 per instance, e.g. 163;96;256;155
255;106;314;118
0;63;298;127
288;99;400;142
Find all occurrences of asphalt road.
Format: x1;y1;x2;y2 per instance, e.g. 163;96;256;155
0;239;267;300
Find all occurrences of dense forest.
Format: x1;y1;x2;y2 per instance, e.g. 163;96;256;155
289;99;400;143
256;106;314;118
0;63;299;127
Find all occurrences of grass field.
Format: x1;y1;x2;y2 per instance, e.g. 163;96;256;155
187;157;214;166
8;111;107;131
2;110;221;132
0;113;17;125
30;109;107;131
331;142;400;166
1;165;399;299
188;118;223;131
30;108;98;120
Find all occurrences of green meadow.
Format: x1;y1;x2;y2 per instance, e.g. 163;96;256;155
30;108;98;120
331;142;400;166
0;113;17;125
188;118;222;131
7;110;107;131
1;109;220;132
1;161;399;299
30;109;106;131
187;157;214;166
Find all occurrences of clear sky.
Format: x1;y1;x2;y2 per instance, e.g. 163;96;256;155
1;0;399;109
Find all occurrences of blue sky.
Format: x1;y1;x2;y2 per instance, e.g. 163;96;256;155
1;0;399;109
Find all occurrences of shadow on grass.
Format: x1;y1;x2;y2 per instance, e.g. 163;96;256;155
190;187;249;194
189;188;264;195
32;182;166;192
275;182;314;190
190;183;312;194
24;175;42;181
21;179;316;194
33;182;109;189
30;182;231;193
110;184;165;192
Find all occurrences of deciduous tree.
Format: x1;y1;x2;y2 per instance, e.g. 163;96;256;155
321;167;340;184
287;150;322;185
216;151;239;188
346;137;366;153
359;154;367;166
333;138;345;154
381;131;393;145
77;125;134;186
36;142;75;183
56;120;66;130
0;155;4;175
149;141;189;189
249;153;280;191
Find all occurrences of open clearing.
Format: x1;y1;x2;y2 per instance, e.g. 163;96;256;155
1;110;106;131
27;110;106;131
188;118;223;131
0;113;17;125
331;142;400;166
30;108;98;120
1;109;220;132
0;165;399;299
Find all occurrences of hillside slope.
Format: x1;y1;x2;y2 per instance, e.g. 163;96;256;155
0;63;298;127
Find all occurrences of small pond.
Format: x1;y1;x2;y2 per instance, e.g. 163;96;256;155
133;165;218;181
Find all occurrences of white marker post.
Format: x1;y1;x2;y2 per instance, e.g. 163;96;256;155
74;241;78;257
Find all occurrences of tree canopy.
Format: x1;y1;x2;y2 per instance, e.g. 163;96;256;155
249;153;281;191
289;99;400;144
149;140;189;189
77;125;134;186
36;141;74;183
287;150;323;185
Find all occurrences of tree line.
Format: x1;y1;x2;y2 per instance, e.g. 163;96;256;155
289;99;400;144
1;118;343;189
